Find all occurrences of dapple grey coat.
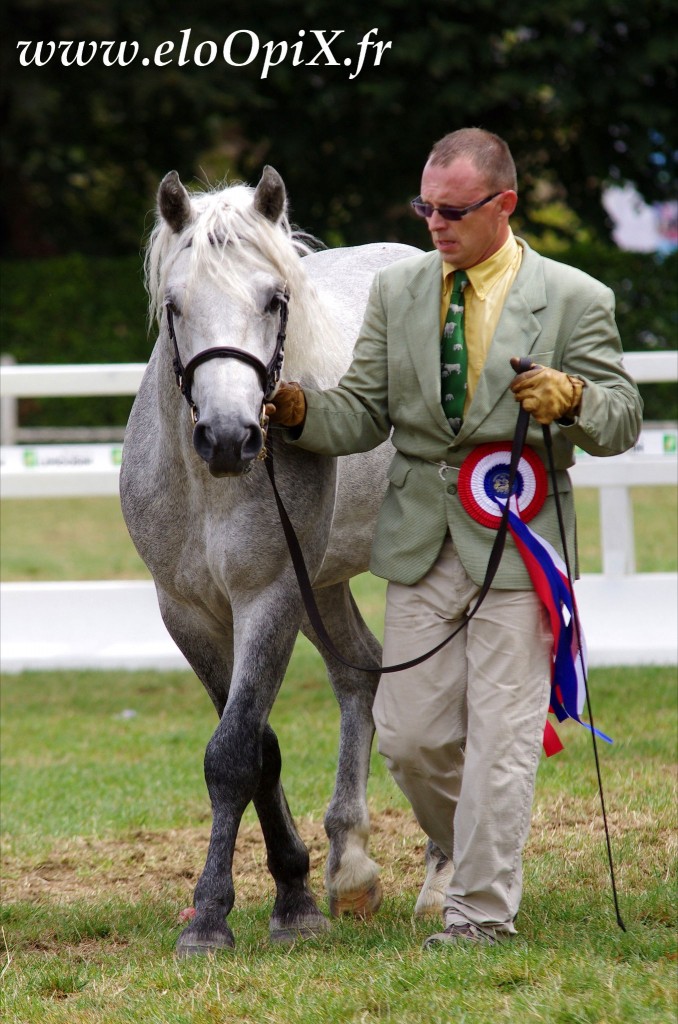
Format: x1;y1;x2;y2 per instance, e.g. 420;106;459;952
292;240;642;587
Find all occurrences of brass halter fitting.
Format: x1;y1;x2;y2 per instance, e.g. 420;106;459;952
257;406;270;461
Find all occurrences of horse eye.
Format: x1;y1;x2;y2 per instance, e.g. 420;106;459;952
166;299;181;317
266;294;281;314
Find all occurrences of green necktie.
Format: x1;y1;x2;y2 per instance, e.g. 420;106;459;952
441;269;469;433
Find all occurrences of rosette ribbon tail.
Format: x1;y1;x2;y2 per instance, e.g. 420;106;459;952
496;497;613;747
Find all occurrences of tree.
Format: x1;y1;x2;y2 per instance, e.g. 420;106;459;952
1;0;675;255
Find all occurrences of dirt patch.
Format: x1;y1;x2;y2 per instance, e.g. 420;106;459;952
1;809;427;907
3;799;674;907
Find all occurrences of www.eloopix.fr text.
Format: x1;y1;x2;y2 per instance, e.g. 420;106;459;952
17;27;393;80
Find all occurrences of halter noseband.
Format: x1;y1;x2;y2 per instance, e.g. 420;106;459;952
166;291;290;434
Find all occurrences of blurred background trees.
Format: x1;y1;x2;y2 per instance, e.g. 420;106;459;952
2;0;675;254
1;0;676;422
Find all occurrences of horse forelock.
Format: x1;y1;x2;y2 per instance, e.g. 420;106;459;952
144;182;348;387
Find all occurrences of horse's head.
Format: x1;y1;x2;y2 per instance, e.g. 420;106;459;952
147;166;305;477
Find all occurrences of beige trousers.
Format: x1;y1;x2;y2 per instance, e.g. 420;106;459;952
373;533;552;933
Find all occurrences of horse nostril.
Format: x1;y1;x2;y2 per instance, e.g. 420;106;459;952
192;417;263;472
192;421;215;461
241;424;264;461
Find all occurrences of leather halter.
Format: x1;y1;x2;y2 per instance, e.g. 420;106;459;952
166;290;290;427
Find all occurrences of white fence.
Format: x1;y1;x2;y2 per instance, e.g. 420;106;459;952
1;353;677;672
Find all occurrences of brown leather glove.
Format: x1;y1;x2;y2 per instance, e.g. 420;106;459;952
265;381;307;428
510;362;584;425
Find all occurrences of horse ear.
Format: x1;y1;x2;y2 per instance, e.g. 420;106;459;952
158;171;193;233
253;165;287;223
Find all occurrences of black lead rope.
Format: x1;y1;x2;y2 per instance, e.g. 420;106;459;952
541;424;627;931
264;404;530;675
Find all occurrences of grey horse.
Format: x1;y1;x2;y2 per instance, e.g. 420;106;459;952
120;165;420;954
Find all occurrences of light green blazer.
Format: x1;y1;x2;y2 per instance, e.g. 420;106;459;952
290;240;642;588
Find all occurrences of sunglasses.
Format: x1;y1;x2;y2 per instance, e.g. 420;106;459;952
410;192;502;221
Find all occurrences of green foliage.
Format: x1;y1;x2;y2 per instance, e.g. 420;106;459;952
546;245;678;420
0;253;148;363
2;0;675;255
0;253;149;427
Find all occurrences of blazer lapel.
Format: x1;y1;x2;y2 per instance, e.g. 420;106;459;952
402;251;451;429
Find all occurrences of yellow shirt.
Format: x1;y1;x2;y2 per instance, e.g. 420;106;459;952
440;231;523;411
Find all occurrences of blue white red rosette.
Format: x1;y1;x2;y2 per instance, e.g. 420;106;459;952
458;442;547;529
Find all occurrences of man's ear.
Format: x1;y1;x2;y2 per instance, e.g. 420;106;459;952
501;190;519;217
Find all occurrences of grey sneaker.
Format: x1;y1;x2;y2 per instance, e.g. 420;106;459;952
423;922;498;948
414;840;454;918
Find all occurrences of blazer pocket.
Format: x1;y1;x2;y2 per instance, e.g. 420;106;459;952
386;453;412;487
546;469;572;496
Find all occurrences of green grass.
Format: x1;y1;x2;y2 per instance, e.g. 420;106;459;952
1;486;676;582
0;496;150;581
1;660;676;1024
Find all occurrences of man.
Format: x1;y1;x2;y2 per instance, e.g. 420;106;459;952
268;128;642;947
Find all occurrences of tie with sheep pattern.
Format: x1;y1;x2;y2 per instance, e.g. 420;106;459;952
441;269;469;433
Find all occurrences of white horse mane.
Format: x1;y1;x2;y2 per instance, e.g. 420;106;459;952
144;181;348;387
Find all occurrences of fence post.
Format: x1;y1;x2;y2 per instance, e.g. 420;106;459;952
599;486;636;576
0;354;17;445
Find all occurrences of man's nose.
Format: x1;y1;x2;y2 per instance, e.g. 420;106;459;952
428;209;447;231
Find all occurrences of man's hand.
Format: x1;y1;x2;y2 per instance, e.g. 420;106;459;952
265;381;307;428
510;360;584;425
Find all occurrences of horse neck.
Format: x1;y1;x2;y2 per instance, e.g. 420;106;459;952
284;287;347;388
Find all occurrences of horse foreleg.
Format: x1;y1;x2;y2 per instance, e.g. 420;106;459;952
151;599;240;956
176;706;252;956
254;724;330;943
303;583;383;918
176;604;320;955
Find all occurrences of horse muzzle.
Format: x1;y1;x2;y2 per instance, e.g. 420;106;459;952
192;414;265;476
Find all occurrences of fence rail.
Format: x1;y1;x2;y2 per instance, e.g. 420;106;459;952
1;352;676;671
2;351;676;398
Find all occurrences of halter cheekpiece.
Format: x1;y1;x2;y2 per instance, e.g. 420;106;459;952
166;290;290;430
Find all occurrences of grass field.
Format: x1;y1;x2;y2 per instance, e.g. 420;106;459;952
1;487;677;582
1;660;676;1024
1;491;676;1023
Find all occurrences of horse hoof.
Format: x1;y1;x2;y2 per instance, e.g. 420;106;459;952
329;879;383;919
270;914;331;945
176;923;235;957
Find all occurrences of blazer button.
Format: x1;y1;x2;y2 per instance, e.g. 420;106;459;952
447;482;457;495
